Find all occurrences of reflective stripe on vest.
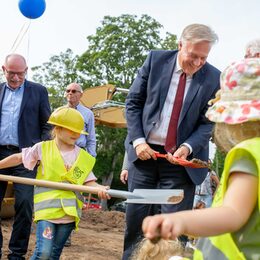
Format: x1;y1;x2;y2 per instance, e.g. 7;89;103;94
194;237;238;260
194;235;246;260
34;197;82;218
34;186;85;203
193;137;260;260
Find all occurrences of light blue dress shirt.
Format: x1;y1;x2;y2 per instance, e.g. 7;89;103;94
76;103;96;157
0;83;24;146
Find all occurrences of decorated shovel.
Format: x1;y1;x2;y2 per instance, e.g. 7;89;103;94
155;153;210;168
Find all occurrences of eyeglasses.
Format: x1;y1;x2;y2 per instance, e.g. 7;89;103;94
4;69;27;77
65;89;82;94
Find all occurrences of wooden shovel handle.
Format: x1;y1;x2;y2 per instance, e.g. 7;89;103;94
0;174;103;195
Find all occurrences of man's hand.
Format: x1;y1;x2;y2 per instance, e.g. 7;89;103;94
120;170;128;184
135;143;157;161
165;145;190;164
173;145;190;159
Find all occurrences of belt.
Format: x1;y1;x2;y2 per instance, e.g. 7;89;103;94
148;143;167;154
0;145;20;151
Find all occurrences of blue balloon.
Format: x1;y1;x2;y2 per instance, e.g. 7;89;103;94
18;0;46;19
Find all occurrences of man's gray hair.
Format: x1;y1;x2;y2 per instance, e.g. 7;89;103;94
67;83;83;93
245;38;260;56
180;24;218;46
5;53;27;66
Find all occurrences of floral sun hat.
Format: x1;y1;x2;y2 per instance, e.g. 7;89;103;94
206;58;260;124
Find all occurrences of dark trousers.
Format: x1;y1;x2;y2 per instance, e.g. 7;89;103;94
122;145;195;260
0;146;35;260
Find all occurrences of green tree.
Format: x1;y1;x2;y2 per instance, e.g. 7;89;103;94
0;69;5;82
213;148;226;178
31;49;80;109
161;32;178;50
77;14;166;89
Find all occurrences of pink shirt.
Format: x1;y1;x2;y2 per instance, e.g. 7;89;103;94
22;142;97;223
22;142;97;182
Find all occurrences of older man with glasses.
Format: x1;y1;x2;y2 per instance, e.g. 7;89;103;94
123;23;221;259
64;83;96;157
0;53;51;259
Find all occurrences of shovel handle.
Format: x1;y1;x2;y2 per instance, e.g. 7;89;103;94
0;174;141;200
0;174;104;195
108;189;142;200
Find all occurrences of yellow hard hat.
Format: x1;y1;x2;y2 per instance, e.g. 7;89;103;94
48;107;88;135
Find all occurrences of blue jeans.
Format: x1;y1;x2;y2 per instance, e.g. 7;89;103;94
30;220;75;260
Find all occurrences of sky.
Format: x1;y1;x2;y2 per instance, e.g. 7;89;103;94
0;0;259;159
1;0;259;74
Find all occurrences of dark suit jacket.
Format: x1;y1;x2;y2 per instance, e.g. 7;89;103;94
125;50;221;185
0;80;51;149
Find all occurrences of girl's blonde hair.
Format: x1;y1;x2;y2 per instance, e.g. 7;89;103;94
131;238;184;260
50;125;62;139
213;122;260;153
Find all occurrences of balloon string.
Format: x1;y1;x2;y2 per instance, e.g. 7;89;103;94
26;20;31;78
10;20;31;53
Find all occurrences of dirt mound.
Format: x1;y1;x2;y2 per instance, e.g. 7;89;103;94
1;209;125;260
81;209;125;230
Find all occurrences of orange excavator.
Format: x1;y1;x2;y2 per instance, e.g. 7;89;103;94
1;84;128;218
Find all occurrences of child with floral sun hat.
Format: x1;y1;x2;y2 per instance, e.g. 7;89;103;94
142;58;260;260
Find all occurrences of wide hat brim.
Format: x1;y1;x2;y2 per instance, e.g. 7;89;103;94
48;120;89;135
206;99;260;124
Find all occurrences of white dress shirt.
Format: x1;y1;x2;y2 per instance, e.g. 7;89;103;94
133;56;193;153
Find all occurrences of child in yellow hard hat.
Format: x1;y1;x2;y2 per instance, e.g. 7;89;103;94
0;107;110;259
142;58;260;260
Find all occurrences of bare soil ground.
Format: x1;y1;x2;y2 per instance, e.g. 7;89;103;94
1;209;125;260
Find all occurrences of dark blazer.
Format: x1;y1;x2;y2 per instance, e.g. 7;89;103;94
0;80;51;148
125;50;221;185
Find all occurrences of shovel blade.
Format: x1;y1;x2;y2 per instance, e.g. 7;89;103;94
126;189;184;204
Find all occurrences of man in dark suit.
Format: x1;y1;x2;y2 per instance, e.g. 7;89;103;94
123;24;221;259
0;54;51;259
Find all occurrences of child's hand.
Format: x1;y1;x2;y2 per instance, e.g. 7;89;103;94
97;186;111;200
142;213;184;241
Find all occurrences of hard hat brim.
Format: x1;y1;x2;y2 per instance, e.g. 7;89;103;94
48;120;89;135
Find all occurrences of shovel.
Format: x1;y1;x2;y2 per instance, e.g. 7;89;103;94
0;174;184;204
155;153;210;168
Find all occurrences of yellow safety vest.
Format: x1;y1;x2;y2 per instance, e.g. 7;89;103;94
194;137;260;260
34;140;95;230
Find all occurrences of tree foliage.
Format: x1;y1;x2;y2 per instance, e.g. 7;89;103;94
0;70;4;82
161;32;178;50
77;14;168;88
212;148;226;178
31;49;80;109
